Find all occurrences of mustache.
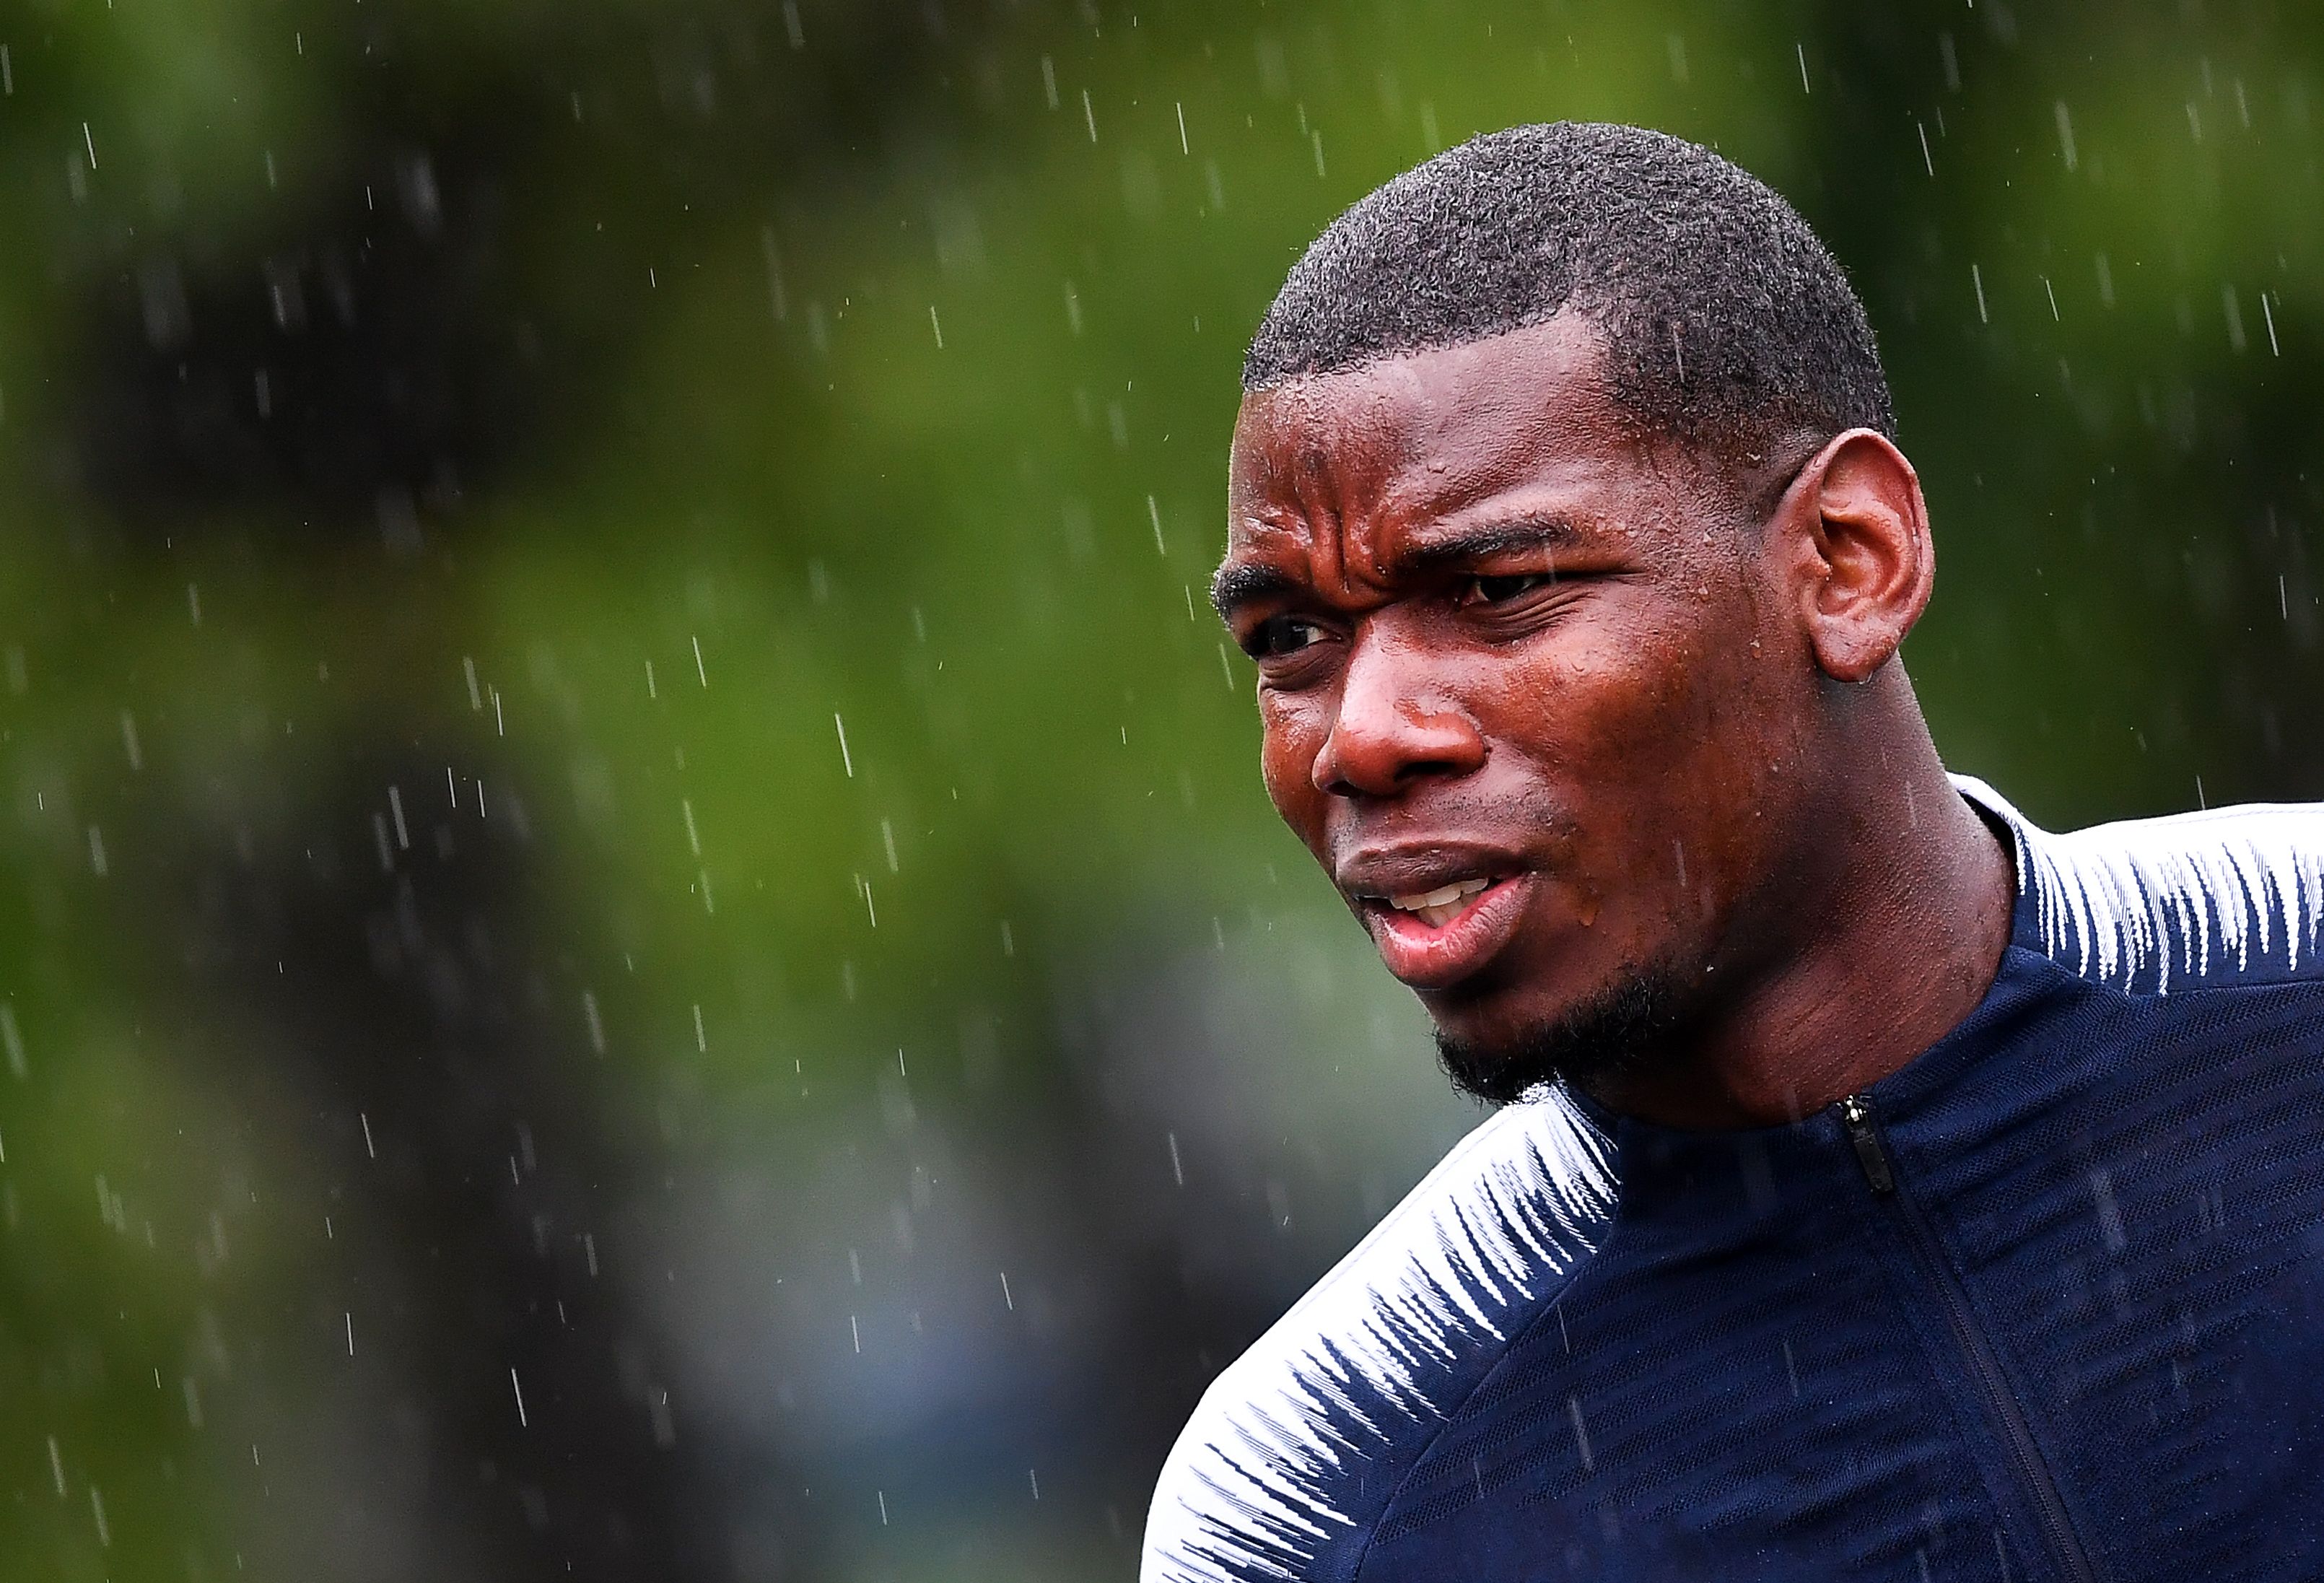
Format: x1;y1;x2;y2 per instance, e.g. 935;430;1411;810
1326;783;1575;865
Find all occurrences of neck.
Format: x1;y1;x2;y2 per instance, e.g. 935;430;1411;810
1585;705;2014;1130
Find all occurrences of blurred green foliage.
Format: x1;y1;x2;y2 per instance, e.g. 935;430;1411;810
0;1;2317;1578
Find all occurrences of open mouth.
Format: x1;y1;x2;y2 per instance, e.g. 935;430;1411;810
1381;876;1495;928
1351;872;1535;990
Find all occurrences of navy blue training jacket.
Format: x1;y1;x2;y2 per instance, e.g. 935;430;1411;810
1144;778;2324;1582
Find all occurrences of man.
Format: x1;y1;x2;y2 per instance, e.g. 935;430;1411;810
1143;122;2324;1582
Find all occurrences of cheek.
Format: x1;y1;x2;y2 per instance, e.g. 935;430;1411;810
1476;622;1703;773
1576;593;1769;743
1478;607;1773;863
1257;694;1327;821
1547;610;1788;895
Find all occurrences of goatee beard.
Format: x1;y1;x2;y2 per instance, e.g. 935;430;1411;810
1433;967;1685;1107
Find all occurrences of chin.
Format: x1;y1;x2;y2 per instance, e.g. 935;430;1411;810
1430;964;1685;1107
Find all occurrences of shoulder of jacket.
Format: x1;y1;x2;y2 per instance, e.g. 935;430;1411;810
1140;1087;1616;1583
1954;773;2324;993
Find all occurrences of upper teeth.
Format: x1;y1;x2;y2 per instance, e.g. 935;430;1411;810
1387;878;1490;912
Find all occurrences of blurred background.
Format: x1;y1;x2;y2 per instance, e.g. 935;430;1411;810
0;0;2315;1577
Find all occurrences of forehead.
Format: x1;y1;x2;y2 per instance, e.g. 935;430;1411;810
1226;315;1641;553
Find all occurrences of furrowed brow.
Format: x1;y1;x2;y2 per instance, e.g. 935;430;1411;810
1210;561;1301;621
1397;519;1583;578
1210;520;1582;619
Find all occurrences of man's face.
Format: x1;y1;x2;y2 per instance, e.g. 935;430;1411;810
1216;317;1818;1101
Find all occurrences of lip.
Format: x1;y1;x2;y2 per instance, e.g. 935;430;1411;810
1355;872;1537;991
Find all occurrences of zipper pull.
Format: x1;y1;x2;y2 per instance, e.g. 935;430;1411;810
1839;1095;1895;1195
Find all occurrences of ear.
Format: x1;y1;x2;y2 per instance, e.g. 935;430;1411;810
1769;429;1934;684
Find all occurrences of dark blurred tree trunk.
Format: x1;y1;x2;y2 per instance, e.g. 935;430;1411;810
147;736;816;1581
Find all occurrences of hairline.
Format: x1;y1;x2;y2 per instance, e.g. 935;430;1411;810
1234;309;1838;526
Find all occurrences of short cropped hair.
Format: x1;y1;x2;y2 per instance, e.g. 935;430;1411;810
1244;123;1894;470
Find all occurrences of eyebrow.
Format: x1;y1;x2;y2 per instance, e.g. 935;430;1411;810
1398;518;1583;575
1210;562;1302;620
1210;518;1583;621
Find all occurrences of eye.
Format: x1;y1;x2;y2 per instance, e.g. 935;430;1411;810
1460;572;1555;606
1244;615;1329;658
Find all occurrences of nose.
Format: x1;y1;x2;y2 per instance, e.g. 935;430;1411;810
1311;625;1487;798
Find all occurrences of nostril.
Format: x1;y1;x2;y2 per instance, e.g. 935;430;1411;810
1314;707;1485;798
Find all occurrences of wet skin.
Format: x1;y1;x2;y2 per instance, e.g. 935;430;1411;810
1215;315;2012;1128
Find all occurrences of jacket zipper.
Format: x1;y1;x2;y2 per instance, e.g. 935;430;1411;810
1838;1094;2100;1583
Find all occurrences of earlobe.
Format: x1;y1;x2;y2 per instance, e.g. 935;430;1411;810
1785;429;1933;684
